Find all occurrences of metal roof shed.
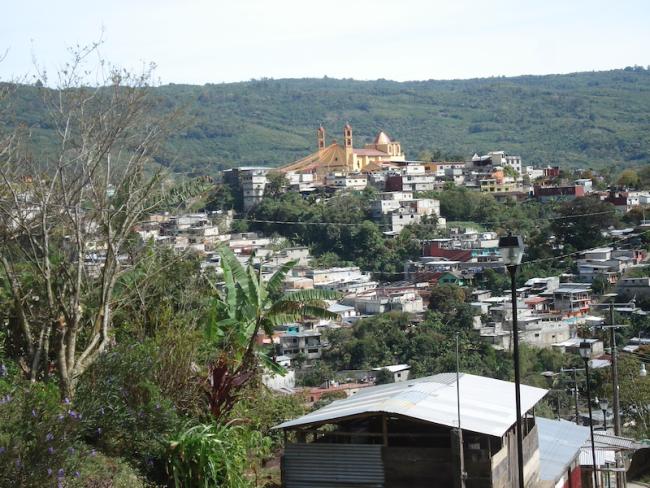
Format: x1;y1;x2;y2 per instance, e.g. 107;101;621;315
276;372;547;437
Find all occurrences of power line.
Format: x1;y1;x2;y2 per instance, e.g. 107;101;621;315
230;209;621;230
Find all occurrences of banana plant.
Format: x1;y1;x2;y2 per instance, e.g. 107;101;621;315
204;245;340;420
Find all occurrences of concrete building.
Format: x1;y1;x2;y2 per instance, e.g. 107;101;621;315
324;172;368;191
278;373;547;488
372;364;411;383
278;325;324;360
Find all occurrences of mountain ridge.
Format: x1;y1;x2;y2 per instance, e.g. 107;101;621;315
5;67;650;175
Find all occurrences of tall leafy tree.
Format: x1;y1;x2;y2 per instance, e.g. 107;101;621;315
204;246;339;420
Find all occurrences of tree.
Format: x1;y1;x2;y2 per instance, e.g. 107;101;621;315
617;168;640;188
374;368;394;385
0;47;208;398
204;246;339;421
428;284;467;314
551;197;619;250
264;171;288;198
591;274;610;295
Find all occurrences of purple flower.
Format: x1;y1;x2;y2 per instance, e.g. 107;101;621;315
48;447;55;455
68;447;75;455
32;409;37;417
15;458;21;468
90;449;96;457
74;471;80;478
47;468;53;476
58;481;63;488
63;397;70;405
58;414;65;421
0;364;7;377
68;410;78;419
57;468;64;478
46;432;54;442
0;446;5;454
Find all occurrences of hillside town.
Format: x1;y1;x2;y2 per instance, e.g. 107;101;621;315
3;3;650;487
75;125;650;486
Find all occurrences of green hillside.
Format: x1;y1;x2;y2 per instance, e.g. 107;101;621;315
5;67;650;174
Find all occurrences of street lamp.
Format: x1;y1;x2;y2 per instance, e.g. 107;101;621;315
598;397;609;432
499;233;525;488
579;340;600;488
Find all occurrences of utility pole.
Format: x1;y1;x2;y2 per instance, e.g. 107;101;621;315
608;302;622;436
561;367;583;425
455;333;466;488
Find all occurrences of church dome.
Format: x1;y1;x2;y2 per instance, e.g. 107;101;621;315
374;131;391;144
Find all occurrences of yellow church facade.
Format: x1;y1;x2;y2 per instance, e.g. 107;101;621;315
278;124;405;175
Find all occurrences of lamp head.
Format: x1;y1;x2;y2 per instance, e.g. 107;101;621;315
578;340;592;360
498;234;525;267
598;397;609;411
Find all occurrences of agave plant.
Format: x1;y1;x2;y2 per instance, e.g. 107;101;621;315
204;246;340;421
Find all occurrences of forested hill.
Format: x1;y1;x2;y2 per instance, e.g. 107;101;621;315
8;67;650;174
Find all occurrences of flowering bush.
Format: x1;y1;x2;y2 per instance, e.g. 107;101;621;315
74;341;184;481
0;367;88;487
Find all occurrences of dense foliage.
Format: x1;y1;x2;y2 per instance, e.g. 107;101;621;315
5;68;650;174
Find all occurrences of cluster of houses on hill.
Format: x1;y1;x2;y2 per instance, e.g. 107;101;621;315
128;205;650;375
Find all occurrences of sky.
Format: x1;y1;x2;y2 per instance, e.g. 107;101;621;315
2;0;650;85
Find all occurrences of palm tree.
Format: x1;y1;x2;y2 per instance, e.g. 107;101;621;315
204;246;340;420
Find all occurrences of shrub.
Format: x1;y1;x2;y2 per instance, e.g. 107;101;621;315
166;423;271;488
74;341;184;480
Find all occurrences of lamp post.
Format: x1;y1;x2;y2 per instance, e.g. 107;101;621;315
499;234;525;488
598;397;611;488
579;340;600;488
598;397;609;433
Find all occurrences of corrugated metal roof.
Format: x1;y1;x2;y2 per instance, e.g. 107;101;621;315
276;373;547;437
592;432;645;451
537;417;590;482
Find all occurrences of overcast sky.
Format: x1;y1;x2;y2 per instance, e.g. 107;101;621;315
3;0;649;84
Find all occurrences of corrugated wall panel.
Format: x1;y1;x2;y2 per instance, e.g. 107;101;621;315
283;443;384;487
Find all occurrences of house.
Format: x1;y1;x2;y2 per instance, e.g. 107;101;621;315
223;167;270;210
553;284;592;317
324;172;368;191
551;337;604;358
533;185;586;202
344;288;424;315
277;373;547;488
579;431;646;488
617;276;650;300
536;417;590;488
371;364;411;383
277;325;324;360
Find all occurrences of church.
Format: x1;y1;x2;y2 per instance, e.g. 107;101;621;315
278;124;406;175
